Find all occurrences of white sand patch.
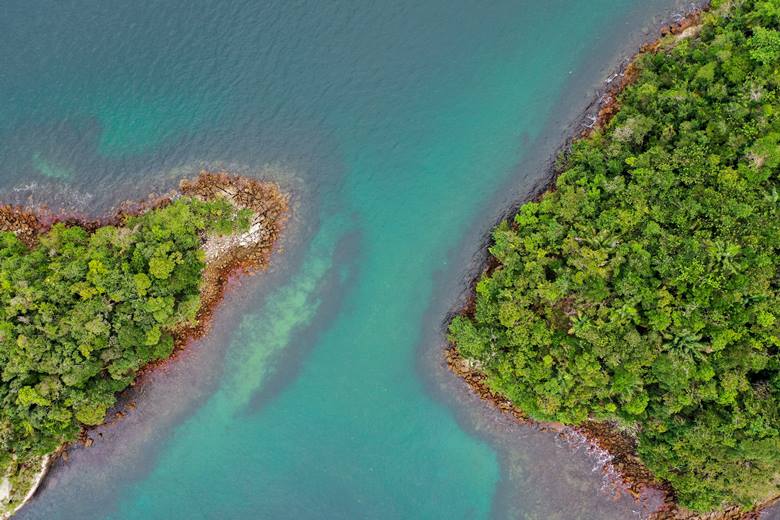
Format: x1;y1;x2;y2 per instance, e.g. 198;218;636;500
194;181;273;263
1;456;50;520
203;217;265;262
675;25;700;41
0;477;10;503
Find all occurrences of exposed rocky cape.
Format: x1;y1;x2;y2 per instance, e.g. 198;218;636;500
0;172;287;519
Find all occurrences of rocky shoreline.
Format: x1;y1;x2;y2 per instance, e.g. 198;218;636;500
446;347;772;520
0;171;288;518
445;4;778;520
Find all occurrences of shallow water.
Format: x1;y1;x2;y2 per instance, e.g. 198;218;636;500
1;1;758;519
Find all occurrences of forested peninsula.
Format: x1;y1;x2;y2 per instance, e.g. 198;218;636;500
449;0;780;517
0;173;287;518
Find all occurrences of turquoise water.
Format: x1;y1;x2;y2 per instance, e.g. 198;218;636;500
1;1;699;519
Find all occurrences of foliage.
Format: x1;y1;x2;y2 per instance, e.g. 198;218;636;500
450;0;780;512
0;196;249;471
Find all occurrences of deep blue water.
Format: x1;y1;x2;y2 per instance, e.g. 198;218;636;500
0;1;727;519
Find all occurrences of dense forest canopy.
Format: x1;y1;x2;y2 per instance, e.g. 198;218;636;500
0;197;250;473
450;0;780;512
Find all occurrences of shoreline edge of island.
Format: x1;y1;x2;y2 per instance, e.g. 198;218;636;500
444;2;780;519
0;171;288;519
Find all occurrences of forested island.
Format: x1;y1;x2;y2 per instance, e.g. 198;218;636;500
0;173;287;518
450;0;780;517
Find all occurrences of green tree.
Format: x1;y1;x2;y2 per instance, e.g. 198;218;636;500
450;0;780;512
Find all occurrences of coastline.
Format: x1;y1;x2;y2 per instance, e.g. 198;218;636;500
445;4;779;519
0;171;288;519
